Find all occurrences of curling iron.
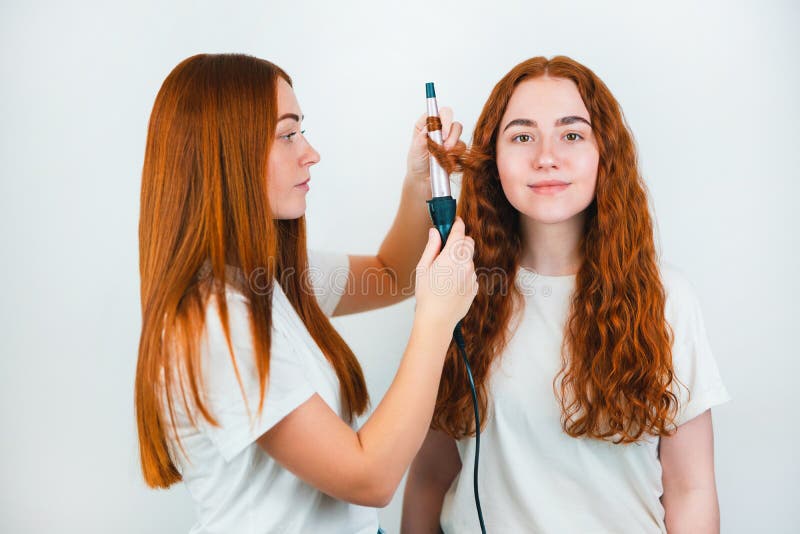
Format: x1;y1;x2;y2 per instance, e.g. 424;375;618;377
425;82;486;534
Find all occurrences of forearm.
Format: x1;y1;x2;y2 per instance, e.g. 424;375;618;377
663;487;720;534
357;317;451;501
377;178;432;297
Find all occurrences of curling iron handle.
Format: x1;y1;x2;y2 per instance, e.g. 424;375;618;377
426;196;457;246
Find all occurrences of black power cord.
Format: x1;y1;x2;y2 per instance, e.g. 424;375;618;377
453;323;486;534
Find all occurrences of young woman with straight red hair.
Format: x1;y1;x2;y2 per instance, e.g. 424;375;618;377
134;53;477;533
402;56;730;533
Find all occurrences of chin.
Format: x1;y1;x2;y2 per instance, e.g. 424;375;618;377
272;204;307;220
510;192;595;226
275;212;306;220
526;212;578;225
511;201;580;225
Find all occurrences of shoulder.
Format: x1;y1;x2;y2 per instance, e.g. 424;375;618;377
660;262;701;309
307;249;350;316
197;282;314;402
202;282;298;351
658;263;731;421
659;262;704;344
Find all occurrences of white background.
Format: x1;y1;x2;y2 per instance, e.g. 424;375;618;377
1;1;798;532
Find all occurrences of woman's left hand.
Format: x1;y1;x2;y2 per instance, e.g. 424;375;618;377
405;106;463;196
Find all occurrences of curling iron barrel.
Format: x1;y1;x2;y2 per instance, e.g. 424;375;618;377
425;82;457;244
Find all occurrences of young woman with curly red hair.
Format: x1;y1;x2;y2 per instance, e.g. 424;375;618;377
402;56;730;533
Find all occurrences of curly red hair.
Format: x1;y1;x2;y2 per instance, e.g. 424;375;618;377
432;56;679;443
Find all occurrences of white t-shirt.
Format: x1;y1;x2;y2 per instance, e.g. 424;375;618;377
440;264;731;533
167;251;379;534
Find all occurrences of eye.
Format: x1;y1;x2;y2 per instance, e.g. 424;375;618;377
564;132;583;141
280;129;306;142
512;133;533;143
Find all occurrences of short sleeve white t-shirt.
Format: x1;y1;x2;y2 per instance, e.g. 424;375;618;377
440;264;730;533
167;251;379;534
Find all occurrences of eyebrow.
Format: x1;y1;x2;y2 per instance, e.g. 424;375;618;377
502;115;591;132
277;113;303;123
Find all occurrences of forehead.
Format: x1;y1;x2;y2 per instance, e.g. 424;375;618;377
502;76;589;121
276;77;300;113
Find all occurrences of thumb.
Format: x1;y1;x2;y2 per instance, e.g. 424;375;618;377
440;217;466;256
417;227;442;269
446;217;466;241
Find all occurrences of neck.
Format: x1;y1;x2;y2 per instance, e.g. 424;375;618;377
519;211;586;276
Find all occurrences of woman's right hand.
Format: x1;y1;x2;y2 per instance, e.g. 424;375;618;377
413;217;477;331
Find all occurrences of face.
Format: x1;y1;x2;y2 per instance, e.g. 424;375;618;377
495;76;599;225
266;78;320;219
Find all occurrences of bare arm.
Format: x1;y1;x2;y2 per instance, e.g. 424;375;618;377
333;110;462;316
660;409;720;533
332;179;431;315
401;429;461;533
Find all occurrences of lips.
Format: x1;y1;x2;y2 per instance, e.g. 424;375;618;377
529;180;570;195
295;179;310;190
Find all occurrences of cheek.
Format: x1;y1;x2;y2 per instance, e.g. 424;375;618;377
266;159;289;216
565;146;599;203
495;148;530;197
268;154;289;187
266;149;307;220
574;149;599;184
495;148;538;215
266;150;294;194
496;156;526;208
265;161;282;210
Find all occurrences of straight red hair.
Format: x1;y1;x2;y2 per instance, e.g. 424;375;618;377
135;54;368;488
433;56;679;443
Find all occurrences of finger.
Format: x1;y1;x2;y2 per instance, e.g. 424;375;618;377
449;217;466;238
442;218;466;251
413;124;429;149
439;106;454;128
444;121;463;150
417;228;442;269
439;106;454;138
414;112;428;133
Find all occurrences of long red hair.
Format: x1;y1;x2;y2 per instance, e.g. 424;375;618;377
135;54;368;488
432;56;678;443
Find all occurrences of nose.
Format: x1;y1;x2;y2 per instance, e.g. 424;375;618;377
533;137;559;171
300;137;320;167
